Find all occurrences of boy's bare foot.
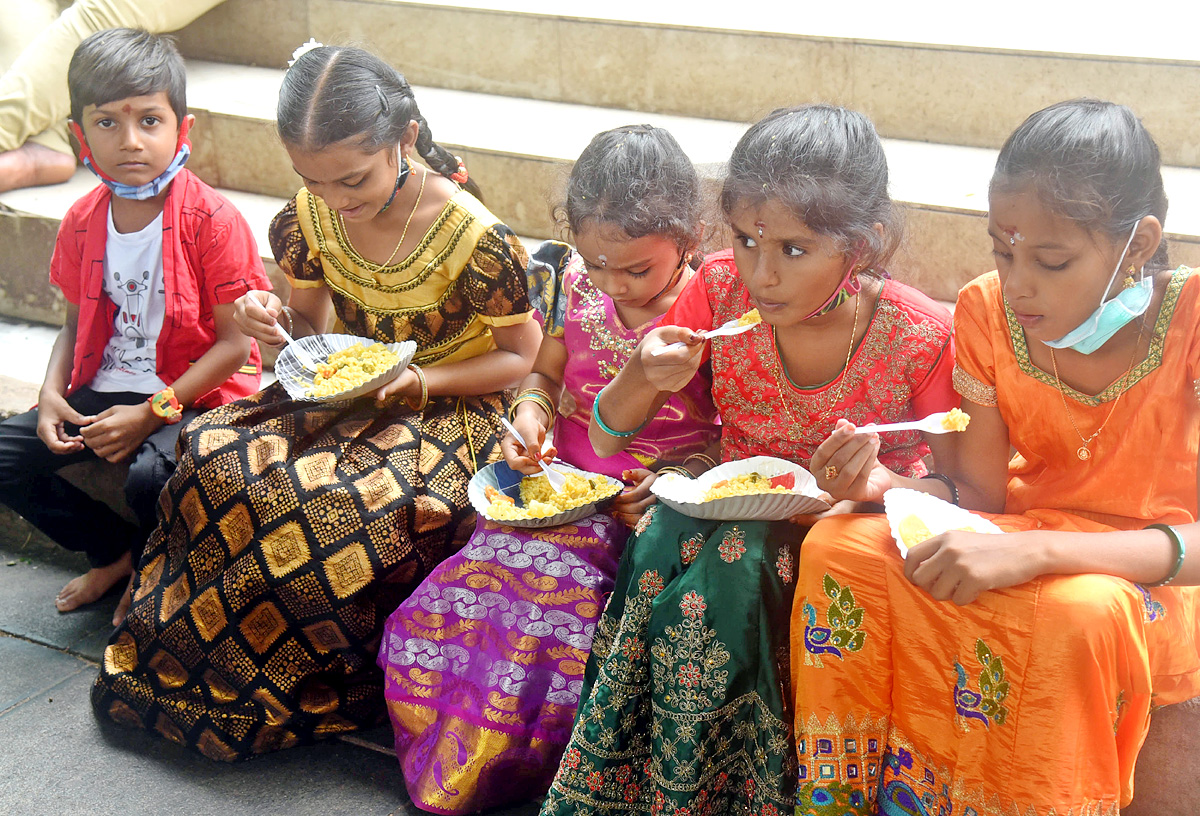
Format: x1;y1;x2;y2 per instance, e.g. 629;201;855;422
112;574;135;627
0;142;76;193
56;552;132;613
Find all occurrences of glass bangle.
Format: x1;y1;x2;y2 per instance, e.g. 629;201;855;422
1145;523;1186;587
593;386;648;438
921;472;960;506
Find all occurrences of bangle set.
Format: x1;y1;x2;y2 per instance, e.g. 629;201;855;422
656;465;692;479
277;305;294;336
1145;523;1187;587
683;453;717;473
510;388;557;431
406;364;428;411
593;385;649;438
921;472;959;506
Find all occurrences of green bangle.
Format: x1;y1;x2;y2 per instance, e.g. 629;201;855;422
656;466;692;478
1145;523;1186;587
593;385;649;439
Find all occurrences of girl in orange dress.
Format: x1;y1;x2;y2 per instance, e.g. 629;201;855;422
791;99;1200;815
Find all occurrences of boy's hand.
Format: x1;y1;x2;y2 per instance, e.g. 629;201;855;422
611;468;658;527
36;391;93;454
233;289;286;346
80;402;160;463
639;326;705;393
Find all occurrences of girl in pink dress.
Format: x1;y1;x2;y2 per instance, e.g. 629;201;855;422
378;125;719;814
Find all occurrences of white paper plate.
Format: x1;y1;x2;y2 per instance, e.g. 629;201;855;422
650;456;830;521
469;460;624;529
276;334;416;402
883;488;1003;556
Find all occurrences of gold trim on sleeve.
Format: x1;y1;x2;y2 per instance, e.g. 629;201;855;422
953;364;998;407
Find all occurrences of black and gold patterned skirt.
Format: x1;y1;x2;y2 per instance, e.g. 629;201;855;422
92;382;507;761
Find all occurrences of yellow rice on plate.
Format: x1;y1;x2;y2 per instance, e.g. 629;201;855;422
701;472;793;502
484;472;621;520
307;342;400;398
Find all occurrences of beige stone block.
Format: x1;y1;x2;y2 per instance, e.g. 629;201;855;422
0;210;65;325
558;22;852;123
176;0;307;68
454;149;568;240
889;207;993;304
189;113;297;200
852;45;1200;168
307;0;563;101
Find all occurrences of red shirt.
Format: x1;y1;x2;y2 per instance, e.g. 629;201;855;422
49;169;271;409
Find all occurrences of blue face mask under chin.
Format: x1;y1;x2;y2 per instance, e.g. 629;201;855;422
1042;221;1151;355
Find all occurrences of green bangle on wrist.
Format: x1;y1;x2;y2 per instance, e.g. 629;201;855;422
1144;523;1186;587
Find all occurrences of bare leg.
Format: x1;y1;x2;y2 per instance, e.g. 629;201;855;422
112;573;134;627
56;550;132;613
0;141;74;192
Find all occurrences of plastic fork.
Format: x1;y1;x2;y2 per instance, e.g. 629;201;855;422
498;416;568;492
276;324;321;373
650;315;760;357
854;412;962;435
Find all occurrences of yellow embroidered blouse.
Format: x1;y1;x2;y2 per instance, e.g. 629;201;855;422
269;189;534;367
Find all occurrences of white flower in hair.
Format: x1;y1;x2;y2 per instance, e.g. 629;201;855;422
288;38;325;68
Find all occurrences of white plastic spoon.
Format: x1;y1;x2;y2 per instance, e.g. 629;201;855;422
276;324;321;373
854;412;963;435
498;416;568;492
651;315;760;357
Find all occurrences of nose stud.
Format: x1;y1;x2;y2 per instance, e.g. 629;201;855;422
598;254;607;268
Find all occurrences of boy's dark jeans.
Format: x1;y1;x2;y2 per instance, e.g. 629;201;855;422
0;386;197;568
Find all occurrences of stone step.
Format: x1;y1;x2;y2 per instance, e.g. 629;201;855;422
5;59;1196;324
176;0;1200;167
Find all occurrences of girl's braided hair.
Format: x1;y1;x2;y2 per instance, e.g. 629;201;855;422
278;45;481;200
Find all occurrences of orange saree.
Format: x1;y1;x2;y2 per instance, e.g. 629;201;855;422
791;268;1200;816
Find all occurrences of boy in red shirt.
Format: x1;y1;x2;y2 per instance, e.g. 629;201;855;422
0;28;271;624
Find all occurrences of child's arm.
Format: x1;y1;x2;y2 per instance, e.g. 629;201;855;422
588;326;702;458
502;334;567;473
80;302;251;462
371;319;541;405
36;304;94;454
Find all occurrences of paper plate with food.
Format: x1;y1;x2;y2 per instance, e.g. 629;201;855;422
469;459;624;529
276;334;416;402
650;455;830;521
883;487;1003;557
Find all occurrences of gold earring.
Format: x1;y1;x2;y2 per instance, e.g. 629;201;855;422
1123;264;1137;289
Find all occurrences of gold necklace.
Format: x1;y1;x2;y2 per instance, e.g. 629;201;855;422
772;288;861;428
1048;319;1146;461
340;165;426;268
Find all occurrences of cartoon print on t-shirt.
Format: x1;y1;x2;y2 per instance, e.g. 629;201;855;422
100;269;159;376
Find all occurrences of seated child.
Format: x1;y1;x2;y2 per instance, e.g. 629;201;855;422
0;28;269;625
378;125;719;814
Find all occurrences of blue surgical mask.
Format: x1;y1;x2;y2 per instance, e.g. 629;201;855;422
1042;221;1151;355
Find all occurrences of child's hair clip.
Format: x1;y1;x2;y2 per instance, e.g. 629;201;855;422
450;156;469;185
288;38;325;68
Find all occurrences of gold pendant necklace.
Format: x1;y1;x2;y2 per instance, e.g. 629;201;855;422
1049;319;1145;462
338;165;426;267
772;288;861;430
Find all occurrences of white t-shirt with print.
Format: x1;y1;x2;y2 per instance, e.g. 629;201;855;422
89;206;168;394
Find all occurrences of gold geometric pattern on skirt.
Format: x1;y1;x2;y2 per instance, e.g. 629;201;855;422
92;382;508;761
